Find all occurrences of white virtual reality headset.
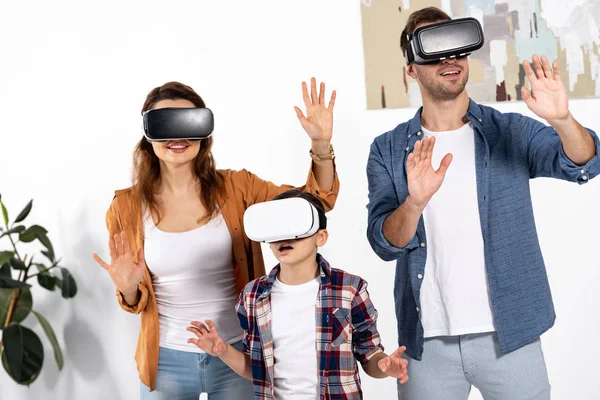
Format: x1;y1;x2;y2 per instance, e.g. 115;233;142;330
243;197;324;243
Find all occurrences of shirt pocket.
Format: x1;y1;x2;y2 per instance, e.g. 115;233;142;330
331;308;352;347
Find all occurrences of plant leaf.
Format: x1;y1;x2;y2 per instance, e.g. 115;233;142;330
1;202;8;225
41;250;55;263
0;262;11;278
18;225;47;243
0;277;31;289
2;323;44;385
60;268;77;298
13;200;33;224
36;233;55;261
31;311;63;371
37;274;56;291
0;225;25;238
0;288;33;329
9;257;26;270
0;251;14;266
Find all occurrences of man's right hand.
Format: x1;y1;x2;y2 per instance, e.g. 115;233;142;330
406;136;452;209
187;320;228;357
92;231;146;296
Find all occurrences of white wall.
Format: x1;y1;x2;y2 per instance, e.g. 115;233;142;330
0;1;598;399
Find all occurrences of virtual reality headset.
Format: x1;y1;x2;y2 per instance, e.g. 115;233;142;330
243;197;324;243
142;107;214;141
404;17;484;65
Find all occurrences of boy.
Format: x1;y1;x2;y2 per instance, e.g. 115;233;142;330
187;189;408;399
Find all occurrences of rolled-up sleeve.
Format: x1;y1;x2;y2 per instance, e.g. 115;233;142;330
524;115;600;184
366;140;419;262
235;291;251;355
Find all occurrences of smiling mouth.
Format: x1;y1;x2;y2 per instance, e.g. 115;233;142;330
440;70;460;76
166;142;189;150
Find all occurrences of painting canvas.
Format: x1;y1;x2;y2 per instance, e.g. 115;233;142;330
360;0;600;109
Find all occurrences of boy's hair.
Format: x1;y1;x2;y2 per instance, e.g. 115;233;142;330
272;189;327;230
400;7;452;58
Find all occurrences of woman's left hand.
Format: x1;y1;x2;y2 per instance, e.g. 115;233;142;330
295;77;336;146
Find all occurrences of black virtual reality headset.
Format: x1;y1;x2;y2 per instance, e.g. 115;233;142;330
243;197;322;243
142;107;214;141
404;17;484;65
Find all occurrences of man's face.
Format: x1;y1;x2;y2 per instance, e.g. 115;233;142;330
407;21;470;101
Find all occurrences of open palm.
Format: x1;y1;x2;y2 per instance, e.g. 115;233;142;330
407;136;452;208
521;55;569;122
93;231;145;294
378;346;409;384
295;77;336;143
187;320;227;356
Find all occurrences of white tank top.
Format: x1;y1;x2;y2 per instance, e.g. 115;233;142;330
143;211;243;353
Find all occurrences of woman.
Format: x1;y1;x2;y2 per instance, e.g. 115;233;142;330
92;78;339;399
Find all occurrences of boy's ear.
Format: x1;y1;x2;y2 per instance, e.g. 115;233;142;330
316;229;329;247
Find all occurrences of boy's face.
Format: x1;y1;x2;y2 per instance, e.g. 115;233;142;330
269;229;328;265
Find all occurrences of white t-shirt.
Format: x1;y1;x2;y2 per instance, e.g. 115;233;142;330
420;122;496;338
270;276;320;400
143;212;243;353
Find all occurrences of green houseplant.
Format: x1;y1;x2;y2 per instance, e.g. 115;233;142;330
0;194;77;385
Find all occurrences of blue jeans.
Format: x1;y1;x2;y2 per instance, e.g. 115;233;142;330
140;341;254;400
397;332;551;400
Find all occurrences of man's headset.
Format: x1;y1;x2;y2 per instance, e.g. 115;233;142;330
404;17;484;65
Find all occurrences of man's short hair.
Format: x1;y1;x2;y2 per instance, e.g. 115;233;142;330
400;7;452;60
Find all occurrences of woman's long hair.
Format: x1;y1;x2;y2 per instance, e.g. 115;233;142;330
132;82;225;224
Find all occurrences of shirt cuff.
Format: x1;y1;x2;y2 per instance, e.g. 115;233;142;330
558;128;600;185
373;214;420;253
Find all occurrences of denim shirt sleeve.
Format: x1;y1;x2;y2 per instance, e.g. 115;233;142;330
522;114;600;184
366;139;420;262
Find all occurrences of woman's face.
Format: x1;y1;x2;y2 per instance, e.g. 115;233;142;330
150;99;202;167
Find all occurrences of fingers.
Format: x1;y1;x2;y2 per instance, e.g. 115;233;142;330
540;55;553;79
294;106;308;123
205;320;217;332
532;55;545;80
412;139;422;163
392;346;407;358
109;236;118;261
522;59;537;83
190;320;210;334
301;81;311;109
552;59;561;81
92;254;110;270
437;153;453;176
114;232;124;256
310;77;318;105
521;85;534;109
328;90;337;111
122;232;132;256
424;136;435;162
137;248;146;267
406;152;415;172
319;81;325;105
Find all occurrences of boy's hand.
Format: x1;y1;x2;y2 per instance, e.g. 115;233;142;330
187;320;227;357
378;346;409;384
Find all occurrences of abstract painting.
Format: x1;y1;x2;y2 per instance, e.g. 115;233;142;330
360;0;600;109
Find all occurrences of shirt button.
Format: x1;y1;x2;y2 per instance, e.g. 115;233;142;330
581;169;586;174
418;274;423;279
408;134;412;138
416;307;420;312
420;242;426;247
416;131;422;136
478;118;482;122
406;147;410;151
582;175;588;181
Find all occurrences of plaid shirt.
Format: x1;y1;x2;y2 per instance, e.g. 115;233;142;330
235;254;385;399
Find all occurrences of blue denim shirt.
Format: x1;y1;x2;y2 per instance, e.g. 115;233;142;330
366;99;600;360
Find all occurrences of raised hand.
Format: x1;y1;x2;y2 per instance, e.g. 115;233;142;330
521;55;569;123
295;77;336;144
378;346;409;384
406;136;452;208
92;231;145;295
187;320;227;356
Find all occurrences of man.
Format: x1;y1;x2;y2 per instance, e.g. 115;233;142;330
366;6;599;400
